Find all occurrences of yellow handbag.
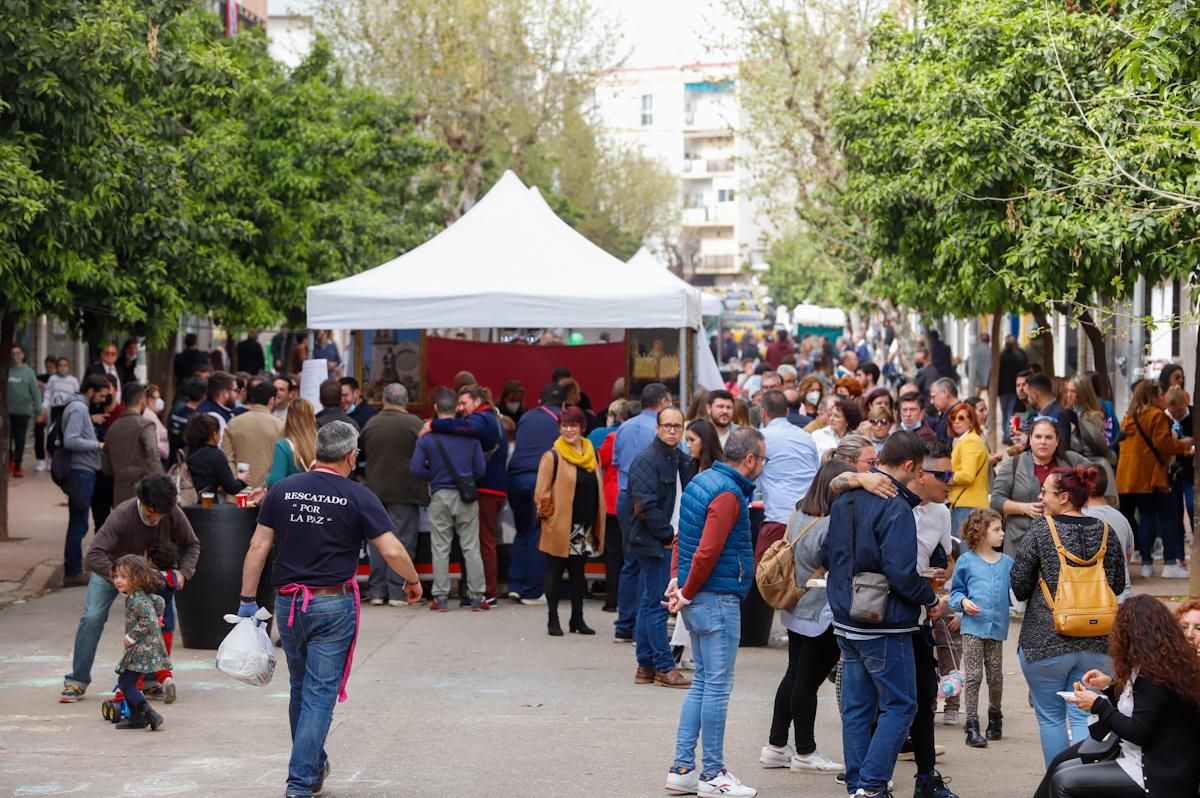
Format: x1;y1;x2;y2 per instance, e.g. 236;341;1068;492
1038;516;1118;638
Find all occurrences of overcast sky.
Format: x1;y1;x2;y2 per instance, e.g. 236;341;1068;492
603;0;738;68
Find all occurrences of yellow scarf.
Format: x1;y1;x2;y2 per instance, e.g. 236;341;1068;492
554;436;597;472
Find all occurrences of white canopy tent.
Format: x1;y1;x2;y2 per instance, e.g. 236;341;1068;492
307;171;704;401
307;171;701;330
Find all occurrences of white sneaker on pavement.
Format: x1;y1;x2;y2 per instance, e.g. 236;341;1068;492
665;768;700;795
1141;562;1155;579
35;459;46;472
520;594;547;605
1162;563;1189;579
759;743;796;768
369;597;385;606
698;769;757;797
790;751;843;773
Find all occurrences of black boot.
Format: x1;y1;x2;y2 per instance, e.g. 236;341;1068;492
569;617;595;635
547;615;564;636
964;719;987;748
115;703;150;730
985;709;1002;741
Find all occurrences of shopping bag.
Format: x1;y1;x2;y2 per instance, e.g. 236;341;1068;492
215;608;276;686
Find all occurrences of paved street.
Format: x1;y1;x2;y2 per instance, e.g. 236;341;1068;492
0;579;1047;798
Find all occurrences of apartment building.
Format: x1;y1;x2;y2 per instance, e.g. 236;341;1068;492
594;63;768;288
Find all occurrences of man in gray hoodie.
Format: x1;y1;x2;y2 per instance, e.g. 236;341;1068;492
61;374;111;586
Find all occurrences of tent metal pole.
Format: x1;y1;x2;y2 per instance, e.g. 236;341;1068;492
679;327;689;409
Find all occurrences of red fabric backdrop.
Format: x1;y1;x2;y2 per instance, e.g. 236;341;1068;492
423;338;625;407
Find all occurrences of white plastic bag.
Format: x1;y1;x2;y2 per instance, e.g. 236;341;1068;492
215;608;276;686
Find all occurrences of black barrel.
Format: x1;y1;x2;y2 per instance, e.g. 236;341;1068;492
176;504;274;649
740;504;774;647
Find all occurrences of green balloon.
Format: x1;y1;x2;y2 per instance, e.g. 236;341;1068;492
567;332;585;346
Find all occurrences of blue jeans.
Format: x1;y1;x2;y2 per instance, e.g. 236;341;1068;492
673;592;742;778
614;494;641;636
1019;647;1112;766
64;572;119;687
999;394;1018;444
951;506;978;538
838;634;918;794
635;552;674;672
507;471;545;599
1120;491;1179;565
278;592;356;798
64;468;97;577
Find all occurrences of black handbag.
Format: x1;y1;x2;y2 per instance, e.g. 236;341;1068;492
431;434;479;503
1078;731;1120;763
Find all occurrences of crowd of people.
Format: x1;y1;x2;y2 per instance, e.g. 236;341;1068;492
7;323;1200;798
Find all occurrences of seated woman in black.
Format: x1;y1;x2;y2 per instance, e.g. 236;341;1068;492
183;413;247;500
1035;594;1200;798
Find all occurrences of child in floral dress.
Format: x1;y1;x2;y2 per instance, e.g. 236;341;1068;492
112;554;170;731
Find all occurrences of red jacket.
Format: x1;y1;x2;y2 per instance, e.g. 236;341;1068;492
598;430;619;514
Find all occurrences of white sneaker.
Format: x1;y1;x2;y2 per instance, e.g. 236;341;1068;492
698;769;757;797
369;597;385;606
665;768;700;795
1141;562;1155;579
759;743;795;768
35;459;46;472
790;751;843;772
1162;564;1189;579
520;594;547;605
387;599;407;607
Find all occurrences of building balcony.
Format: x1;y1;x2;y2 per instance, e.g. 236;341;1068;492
691;254;740;275
682;205;736;226
681;158;735;178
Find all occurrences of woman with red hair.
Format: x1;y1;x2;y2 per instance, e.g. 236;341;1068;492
1035;594;1200;797
1011;465;1128;765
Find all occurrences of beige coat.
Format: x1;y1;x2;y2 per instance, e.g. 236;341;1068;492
534;448;606;558
221;405;284;489
101;411;163;505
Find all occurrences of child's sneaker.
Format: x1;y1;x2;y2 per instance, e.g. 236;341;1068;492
470;597;490;612
59;684;85;703
665;766;700;795
429;597;450;612
162;676;176;704
698;769;757;797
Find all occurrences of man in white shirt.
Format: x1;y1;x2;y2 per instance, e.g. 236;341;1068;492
1082;469;1134;600
756;390;818;560
905;442;959;798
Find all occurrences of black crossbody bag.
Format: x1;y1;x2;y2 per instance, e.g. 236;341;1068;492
431;434;478;503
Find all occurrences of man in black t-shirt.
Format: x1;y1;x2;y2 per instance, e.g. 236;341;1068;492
238;421;421;798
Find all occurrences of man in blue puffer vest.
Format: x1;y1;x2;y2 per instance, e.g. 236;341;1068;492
819;430;943;798
663;427;765;798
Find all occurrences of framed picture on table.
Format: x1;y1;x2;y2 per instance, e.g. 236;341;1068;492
354;330;426;408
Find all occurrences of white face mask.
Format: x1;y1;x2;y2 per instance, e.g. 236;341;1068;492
152;397;164;413
506;401;521;413
805;391;821;406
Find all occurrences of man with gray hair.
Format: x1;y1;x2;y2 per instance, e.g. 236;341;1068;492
360;383;428;606
928;377;959;446
664;427;767;797
238;420;422;797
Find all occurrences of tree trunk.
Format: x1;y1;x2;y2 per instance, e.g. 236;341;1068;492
987;308;1003;452
1079;308;1113;401
1032;308;1054;376
0;311;17;541
1191;330;1200;599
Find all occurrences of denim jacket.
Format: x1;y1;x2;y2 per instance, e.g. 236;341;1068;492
948;550;1014;641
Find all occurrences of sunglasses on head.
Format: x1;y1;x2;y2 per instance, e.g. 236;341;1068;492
922;469;953;484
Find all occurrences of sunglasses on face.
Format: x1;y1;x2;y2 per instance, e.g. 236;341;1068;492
869;419;890;426
922;469;953;484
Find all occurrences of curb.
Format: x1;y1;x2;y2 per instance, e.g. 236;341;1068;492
0;558;63;609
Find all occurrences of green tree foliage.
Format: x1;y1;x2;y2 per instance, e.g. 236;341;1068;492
835;0;1200;376
0;0;443;538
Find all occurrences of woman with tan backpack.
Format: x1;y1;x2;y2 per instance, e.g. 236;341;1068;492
1011;465;1127;766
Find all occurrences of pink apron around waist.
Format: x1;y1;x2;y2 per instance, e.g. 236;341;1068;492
277;576;361;703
